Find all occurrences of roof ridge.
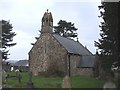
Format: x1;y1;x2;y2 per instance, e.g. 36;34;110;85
53;34;93;55
53;34;77;42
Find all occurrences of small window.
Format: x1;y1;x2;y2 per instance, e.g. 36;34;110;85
44;43;48;55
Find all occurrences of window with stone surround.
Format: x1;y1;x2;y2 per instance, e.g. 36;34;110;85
44;43;48;55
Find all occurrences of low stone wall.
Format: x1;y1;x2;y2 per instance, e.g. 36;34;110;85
76;68;93;77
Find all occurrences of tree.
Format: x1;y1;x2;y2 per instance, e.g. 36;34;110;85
94;2;119;74
0;20;16;60
54;20;78;38
31;20;78;45
31;30;40;45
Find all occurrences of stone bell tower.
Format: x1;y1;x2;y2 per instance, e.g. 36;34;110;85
41;9;53;34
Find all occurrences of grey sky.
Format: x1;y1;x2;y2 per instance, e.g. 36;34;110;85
0;0;101;60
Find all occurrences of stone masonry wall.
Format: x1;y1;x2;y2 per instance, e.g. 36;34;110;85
48;35;68;76
76;68;94;77
29;33;94;76
29;33;68;76
70;55;80;76
70;55;93;76
29;33;52;76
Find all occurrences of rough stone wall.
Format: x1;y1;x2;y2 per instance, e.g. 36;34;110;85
47;35;68;76
70;55;94;76
29;33;52;76
76;68;94;77
29;33;94;76
29;33;68;76
70;55;80;76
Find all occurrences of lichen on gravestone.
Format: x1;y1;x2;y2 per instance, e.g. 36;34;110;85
103;76;117;90
2;70;7;84
62;75;71;89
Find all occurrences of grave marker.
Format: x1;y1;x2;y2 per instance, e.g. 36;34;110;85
26;71;34;88
2;70;7;84
62;75;71;89
103;76;117;90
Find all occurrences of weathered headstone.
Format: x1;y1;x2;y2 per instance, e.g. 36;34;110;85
15;70;19;76
26;71;34;88
103;81;117;90
0;69;2;90
29;71;32;82
2;70;7;84
17;74;22;84
62;75;71;89
15;70;22;84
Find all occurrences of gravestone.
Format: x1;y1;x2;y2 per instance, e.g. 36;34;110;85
0;69;2;90
62;75;71;89
15;70;22;84
17;74;22;84
26;71;34;88
2;70;7;84
15;70;19;76
103;76;117;90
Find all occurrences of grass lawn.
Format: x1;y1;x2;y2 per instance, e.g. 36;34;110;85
5;71;105;88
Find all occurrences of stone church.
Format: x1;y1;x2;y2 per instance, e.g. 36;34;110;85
29;10;95;76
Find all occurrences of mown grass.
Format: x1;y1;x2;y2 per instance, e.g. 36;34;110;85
6;71;105;88
71;76;105;88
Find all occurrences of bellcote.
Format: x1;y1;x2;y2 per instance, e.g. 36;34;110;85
41;9;53;34
42;9;53;27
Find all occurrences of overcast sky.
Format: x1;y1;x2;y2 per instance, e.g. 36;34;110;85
0;0;102;60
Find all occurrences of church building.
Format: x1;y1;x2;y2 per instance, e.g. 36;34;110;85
29;10;95;76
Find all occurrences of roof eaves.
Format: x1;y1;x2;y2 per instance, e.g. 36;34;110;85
68;52;81;56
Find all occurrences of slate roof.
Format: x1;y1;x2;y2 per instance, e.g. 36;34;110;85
53;34;93;55
14;60;29;66
53;34;95;67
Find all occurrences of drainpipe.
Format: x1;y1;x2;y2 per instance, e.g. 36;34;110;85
68;53;71;77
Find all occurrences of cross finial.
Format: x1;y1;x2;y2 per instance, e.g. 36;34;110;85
77;37;79;42
47;9;49;13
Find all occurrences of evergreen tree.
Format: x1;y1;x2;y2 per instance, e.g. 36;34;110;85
0;20;16;60
31;20;78;45
31;30;40;45
54;20;78;38
95;2;119;73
